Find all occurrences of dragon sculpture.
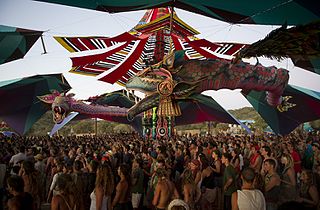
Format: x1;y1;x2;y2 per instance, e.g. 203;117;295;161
38;90;137;125
126;50;292;120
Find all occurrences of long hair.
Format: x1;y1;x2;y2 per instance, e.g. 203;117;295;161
95;163;114;196
301;169;314;185
182;169;195;186
119;164;131;187
55;173;74;194
198;153;209;169
21;160;39;196
55;174;80;208
7;175;24;193
281;153;294;169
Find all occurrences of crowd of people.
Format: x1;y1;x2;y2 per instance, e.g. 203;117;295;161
0;130;320;210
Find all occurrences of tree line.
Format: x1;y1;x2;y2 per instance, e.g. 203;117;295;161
1;107;319;136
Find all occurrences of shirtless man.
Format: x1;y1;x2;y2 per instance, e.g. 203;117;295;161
152;168;178;210
263;159;281;210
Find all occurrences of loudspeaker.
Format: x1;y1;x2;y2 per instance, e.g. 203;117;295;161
157;127;167;137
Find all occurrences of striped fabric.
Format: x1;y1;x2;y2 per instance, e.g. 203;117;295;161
54;8;247;85
57;32;246;85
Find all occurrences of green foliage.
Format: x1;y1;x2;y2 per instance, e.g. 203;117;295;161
26;111;55;136
310;119;320;130
113;124;134;133
20;112;122;136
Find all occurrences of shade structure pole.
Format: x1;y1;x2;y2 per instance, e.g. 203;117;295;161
169;5;174;34
40;35;47;54
94;118;97;136
168;5;174;52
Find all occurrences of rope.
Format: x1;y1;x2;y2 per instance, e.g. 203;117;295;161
238;0;294;24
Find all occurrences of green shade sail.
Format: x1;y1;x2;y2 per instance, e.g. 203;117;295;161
242;84;320;135
0;25;43;64
35;0;319;25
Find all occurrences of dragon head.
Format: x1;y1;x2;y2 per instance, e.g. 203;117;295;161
38;91;74;124
126;50;186;94
126;67;174;121
126;67;174;93
126;55;198;120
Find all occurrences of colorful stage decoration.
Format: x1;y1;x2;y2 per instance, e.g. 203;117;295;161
47;6;319;136
53;8;246;86
0;25;43;65
86;91;240;139
0;74;71;135
35;0;319;25
126;50;290;119
126;50;320;135
52;8;247;138
38;90;141;126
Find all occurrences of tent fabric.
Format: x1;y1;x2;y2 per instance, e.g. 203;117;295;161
35;0;320;25
0;25;43;64
87;90;137;108
0;74;71;135
242;84;320;135
175;94;239;126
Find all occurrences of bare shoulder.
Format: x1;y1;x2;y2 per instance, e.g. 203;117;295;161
157;178;169;188
116;180;128;190
8;197;18;209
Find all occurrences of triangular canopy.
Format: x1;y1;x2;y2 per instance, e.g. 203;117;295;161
242;84;320;135
175;94;239;126
0;25;43;64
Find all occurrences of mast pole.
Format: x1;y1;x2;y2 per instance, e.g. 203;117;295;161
168;5;174;52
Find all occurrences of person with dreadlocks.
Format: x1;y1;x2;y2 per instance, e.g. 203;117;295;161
181;169;196;210
152;166;179;210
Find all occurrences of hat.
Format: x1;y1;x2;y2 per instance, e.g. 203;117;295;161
191;159;201;167
34;154;44;160
168;199;190;210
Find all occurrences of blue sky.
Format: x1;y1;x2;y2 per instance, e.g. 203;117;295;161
1;0;319;110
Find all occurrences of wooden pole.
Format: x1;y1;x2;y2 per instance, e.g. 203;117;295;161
40;35;47;54
95;118;98;136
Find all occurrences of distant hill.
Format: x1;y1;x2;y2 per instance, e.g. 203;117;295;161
229;107;268;132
